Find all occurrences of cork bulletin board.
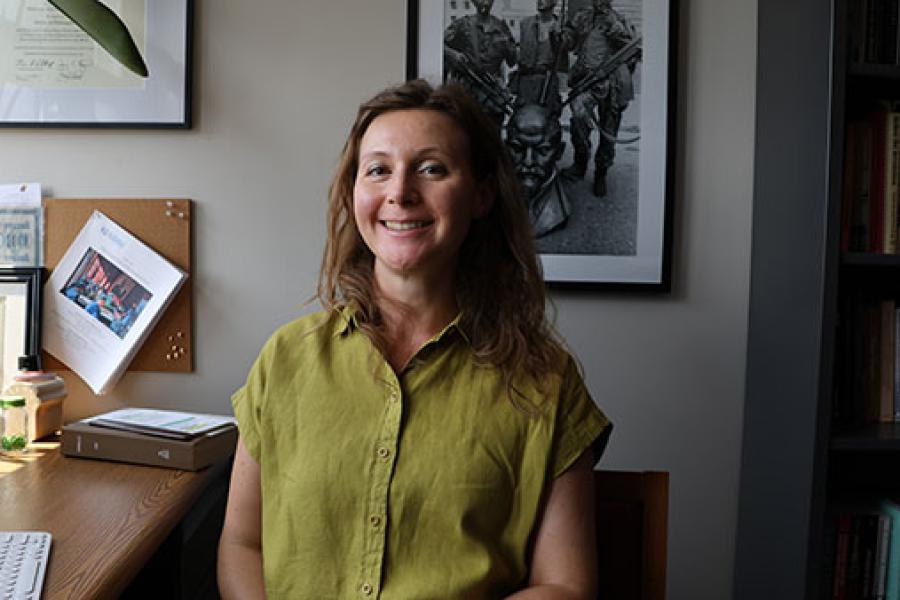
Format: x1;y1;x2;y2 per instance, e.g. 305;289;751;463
42;199;193;373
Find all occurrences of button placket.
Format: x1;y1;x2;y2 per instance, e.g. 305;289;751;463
358;370;403;598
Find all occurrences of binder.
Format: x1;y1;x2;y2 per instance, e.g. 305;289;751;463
60;420;236;471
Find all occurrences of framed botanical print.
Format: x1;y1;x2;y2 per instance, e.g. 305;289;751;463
0;0;192;127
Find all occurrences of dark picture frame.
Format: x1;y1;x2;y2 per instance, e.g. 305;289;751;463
0;267;45;377
0;0;193;128
407;0;677;290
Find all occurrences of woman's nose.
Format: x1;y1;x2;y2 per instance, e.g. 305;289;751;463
386;171;417;205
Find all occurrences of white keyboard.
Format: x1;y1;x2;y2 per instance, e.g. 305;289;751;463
0;532;50;600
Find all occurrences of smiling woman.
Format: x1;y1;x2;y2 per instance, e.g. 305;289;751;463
218;80;612;599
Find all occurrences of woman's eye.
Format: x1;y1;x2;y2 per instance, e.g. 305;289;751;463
364;164;388;177
420;162;447;176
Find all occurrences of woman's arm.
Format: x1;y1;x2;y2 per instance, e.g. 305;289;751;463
507;449;598;600
217;437;266;600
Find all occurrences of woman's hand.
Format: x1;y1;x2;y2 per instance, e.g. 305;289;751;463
217;437;266;600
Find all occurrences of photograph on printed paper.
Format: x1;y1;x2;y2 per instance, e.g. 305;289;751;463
59;248;152;340
411;0;674;286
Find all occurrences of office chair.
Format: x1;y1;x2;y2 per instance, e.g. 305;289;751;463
595;470;669;600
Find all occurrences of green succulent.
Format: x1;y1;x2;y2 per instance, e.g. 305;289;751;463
48;0;149;77
1;434;26;451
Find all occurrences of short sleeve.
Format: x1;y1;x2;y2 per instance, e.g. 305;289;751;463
550;356;611;478
231;340;271;462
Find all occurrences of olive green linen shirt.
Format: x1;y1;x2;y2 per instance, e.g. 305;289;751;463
232;308;610;599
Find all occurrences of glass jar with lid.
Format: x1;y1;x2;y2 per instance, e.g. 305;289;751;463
0;395;28;453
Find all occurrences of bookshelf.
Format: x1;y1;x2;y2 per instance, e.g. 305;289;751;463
734;1;900;598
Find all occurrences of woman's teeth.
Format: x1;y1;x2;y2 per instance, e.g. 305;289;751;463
383;220;429;231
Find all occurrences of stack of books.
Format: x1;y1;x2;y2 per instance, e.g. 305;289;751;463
835;299;900;427
61;408;237;471
829;499;900;600
849;0;900;66
842;104;900;255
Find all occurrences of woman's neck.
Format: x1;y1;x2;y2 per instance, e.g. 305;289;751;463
373;268;459;372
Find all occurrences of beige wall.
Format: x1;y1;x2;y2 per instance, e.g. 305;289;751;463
0;1;756;597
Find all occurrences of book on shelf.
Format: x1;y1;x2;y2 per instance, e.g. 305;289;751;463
835;297;900;426
842;102;900;254
850;0;900;65
829;499;900;600
895;304;900;421
880;300;896;423
885;111;900;253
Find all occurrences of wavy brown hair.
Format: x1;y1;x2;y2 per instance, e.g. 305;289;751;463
317;79;563;408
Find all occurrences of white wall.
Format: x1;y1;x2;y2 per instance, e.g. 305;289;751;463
0;1;757;598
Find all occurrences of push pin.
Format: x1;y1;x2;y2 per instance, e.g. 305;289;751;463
176;331;183;338
166;353;172;360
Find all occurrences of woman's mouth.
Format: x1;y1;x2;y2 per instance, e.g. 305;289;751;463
381;220;432;231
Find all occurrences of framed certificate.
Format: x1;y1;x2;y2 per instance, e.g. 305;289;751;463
407;0;677;290
0;0;192;128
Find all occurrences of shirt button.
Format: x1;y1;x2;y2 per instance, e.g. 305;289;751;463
369;515;382;528
388;390;399;402
376;447;390;460
360;583;373;596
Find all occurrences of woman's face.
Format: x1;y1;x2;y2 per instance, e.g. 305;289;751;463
353;109;491;283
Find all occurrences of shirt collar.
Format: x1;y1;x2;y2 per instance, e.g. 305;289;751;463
333;305;357;337
332;305;470;346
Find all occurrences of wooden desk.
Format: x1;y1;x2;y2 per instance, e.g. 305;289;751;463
0;443;228;600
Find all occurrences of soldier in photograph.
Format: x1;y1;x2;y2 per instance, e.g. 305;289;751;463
513;0;565;115
561;0;638;197
443;0;517;125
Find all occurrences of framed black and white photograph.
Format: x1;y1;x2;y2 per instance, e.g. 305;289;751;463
0;0;192;128
407;0;676;289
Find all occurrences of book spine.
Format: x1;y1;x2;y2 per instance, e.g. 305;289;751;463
881;301;896;422
867;0;880;62
849;515;865;599
882;499;900;600
862;514;880;599
863;302;884;423
874;514;891;600
859;0;871;63
836;514;853;600
849;0;864;63
61;428;195;469
871;106;888;253
885;112;900;253
895;305;900;421
896;0;900;65
857;121;874;252
884;0;899;63
844;120;859;253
